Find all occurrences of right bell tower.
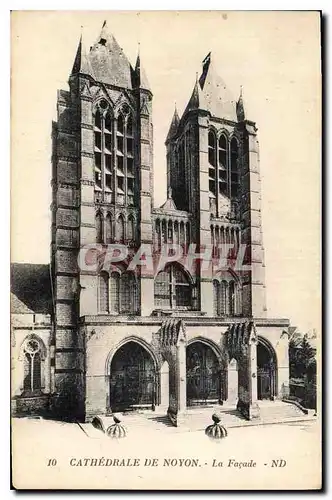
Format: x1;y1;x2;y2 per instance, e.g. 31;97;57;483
165;52;267;318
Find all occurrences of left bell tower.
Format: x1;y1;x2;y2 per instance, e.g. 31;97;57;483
51;22;154;418
50;35;89;419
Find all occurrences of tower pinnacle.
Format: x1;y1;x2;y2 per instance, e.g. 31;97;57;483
70;32;95;78
236;85;246;121
134;49;151;92
165;106;180;143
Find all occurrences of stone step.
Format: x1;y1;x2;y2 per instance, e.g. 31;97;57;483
79;402;313;438
259;402;306;421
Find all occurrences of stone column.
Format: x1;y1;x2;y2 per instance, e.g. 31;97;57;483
176;341;187;415
236;323;260;420
227;358;238;404
160;360;170;410
248;335;260;416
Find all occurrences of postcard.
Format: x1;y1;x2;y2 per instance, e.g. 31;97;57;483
11;10;322;490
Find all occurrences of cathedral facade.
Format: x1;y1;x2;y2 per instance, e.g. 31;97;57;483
11;22;290;423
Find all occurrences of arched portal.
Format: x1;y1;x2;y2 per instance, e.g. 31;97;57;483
186;341;221;406
110;341;157;411
257;338;277;400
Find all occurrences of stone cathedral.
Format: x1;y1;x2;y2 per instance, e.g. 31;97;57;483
11;22;291;424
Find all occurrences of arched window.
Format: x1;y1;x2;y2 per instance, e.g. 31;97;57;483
220;281;227;315
180;221;185;247
98;270;138;315
116;114;125;205
230;138;239;198
116;111;135;206
154;264;192;309
127;215;134;241
116;215;125;242
173;266;191;307
126;113;134;206
104;112;113;195
213;280;219;316
22;337;43;395
127;115;133;136
162;220;167;244
109;272;120;313
155;219;161;250
95;108;102;130
167;220;173;241
154;269;170;309
117;114;124;136
98;272;109;313
213;279;227;316
218;135;228;196
105;213;112;244
174;221;179;245
208;131;217;196
220;226;225;246
211;225;216;258
177;141;186;210
229;281;236;316
120;272;137;314
96;212;103;243
235;227;240;255
94;102;113;202
213;274;240;317
185;222;190;247
225;227;230;245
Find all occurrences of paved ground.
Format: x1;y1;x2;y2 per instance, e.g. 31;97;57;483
12;413;321;490
79;400;316;438
11;401;320;490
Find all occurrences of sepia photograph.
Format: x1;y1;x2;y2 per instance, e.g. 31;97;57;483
10;10;322;490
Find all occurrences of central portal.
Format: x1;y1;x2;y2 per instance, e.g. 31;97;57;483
110;341;156;411
186;341;220;406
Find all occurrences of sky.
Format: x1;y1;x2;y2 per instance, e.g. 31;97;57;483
10;11;321;334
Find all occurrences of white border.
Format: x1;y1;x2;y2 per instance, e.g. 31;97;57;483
2;2;329;498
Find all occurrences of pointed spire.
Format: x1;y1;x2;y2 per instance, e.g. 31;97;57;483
134;48;151;92
184;78;200;114
197;51;237;121
183;74;208;117
88;20;133;88
166;105;180;143
236;85;246;121
174;102;179;120
71;31;95;78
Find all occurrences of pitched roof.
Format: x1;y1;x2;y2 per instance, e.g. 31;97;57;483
84;21;133;89
11;292;33;314
160;188;178;211
11;263;52;315
196;52;237;121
